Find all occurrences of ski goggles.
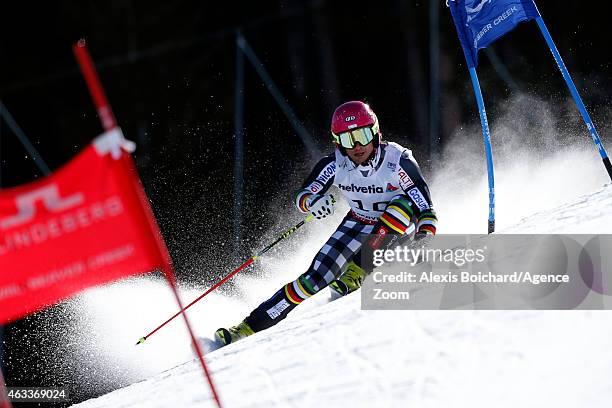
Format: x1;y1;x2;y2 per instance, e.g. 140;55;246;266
334;126;375;149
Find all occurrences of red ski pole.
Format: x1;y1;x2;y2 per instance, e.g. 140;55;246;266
136;213;315;345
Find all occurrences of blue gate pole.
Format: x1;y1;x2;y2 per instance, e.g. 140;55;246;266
429;0;440;162
535;17;612;181
468;67;495;233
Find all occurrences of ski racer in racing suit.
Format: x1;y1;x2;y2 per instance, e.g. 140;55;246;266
215;101;437;345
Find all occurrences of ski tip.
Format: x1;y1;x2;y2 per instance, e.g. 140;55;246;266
136;336;147;345
195;336;224;354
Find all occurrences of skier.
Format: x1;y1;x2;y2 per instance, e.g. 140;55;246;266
215;101;437;345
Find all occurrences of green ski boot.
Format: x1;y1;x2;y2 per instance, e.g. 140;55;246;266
329;261;367;296
214;321;255;346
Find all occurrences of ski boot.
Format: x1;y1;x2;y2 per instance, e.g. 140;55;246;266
329;261;367;296
214;320;255;346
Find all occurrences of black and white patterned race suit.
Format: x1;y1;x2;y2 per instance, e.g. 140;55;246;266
245;142;437;332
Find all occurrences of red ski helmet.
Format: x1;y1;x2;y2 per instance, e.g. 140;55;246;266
331;101;380;151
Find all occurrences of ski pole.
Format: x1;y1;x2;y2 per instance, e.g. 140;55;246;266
136;213;315;345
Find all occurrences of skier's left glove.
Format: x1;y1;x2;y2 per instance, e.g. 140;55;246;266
306;194;335;220
358;224;401;276
367;223;400;251
367;198;414;251
361;203;414;274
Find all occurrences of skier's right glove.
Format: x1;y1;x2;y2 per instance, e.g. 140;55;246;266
306;194;335;220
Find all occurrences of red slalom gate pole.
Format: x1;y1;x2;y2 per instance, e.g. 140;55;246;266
72;39;117;131
163;266;223;407
72;39;223;408
136;213;315;345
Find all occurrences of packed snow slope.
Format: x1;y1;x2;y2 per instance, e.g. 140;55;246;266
72;183;612;408
69;95;612;407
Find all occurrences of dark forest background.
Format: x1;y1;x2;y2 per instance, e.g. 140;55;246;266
1;0;611;406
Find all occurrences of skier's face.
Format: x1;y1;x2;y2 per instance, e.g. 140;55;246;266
346;141;374;165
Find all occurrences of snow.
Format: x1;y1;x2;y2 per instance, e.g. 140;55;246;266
502;183;612;233
68;104;612;408
71;183;612;408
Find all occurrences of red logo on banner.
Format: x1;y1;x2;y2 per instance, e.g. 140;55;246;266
0;132;170;324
